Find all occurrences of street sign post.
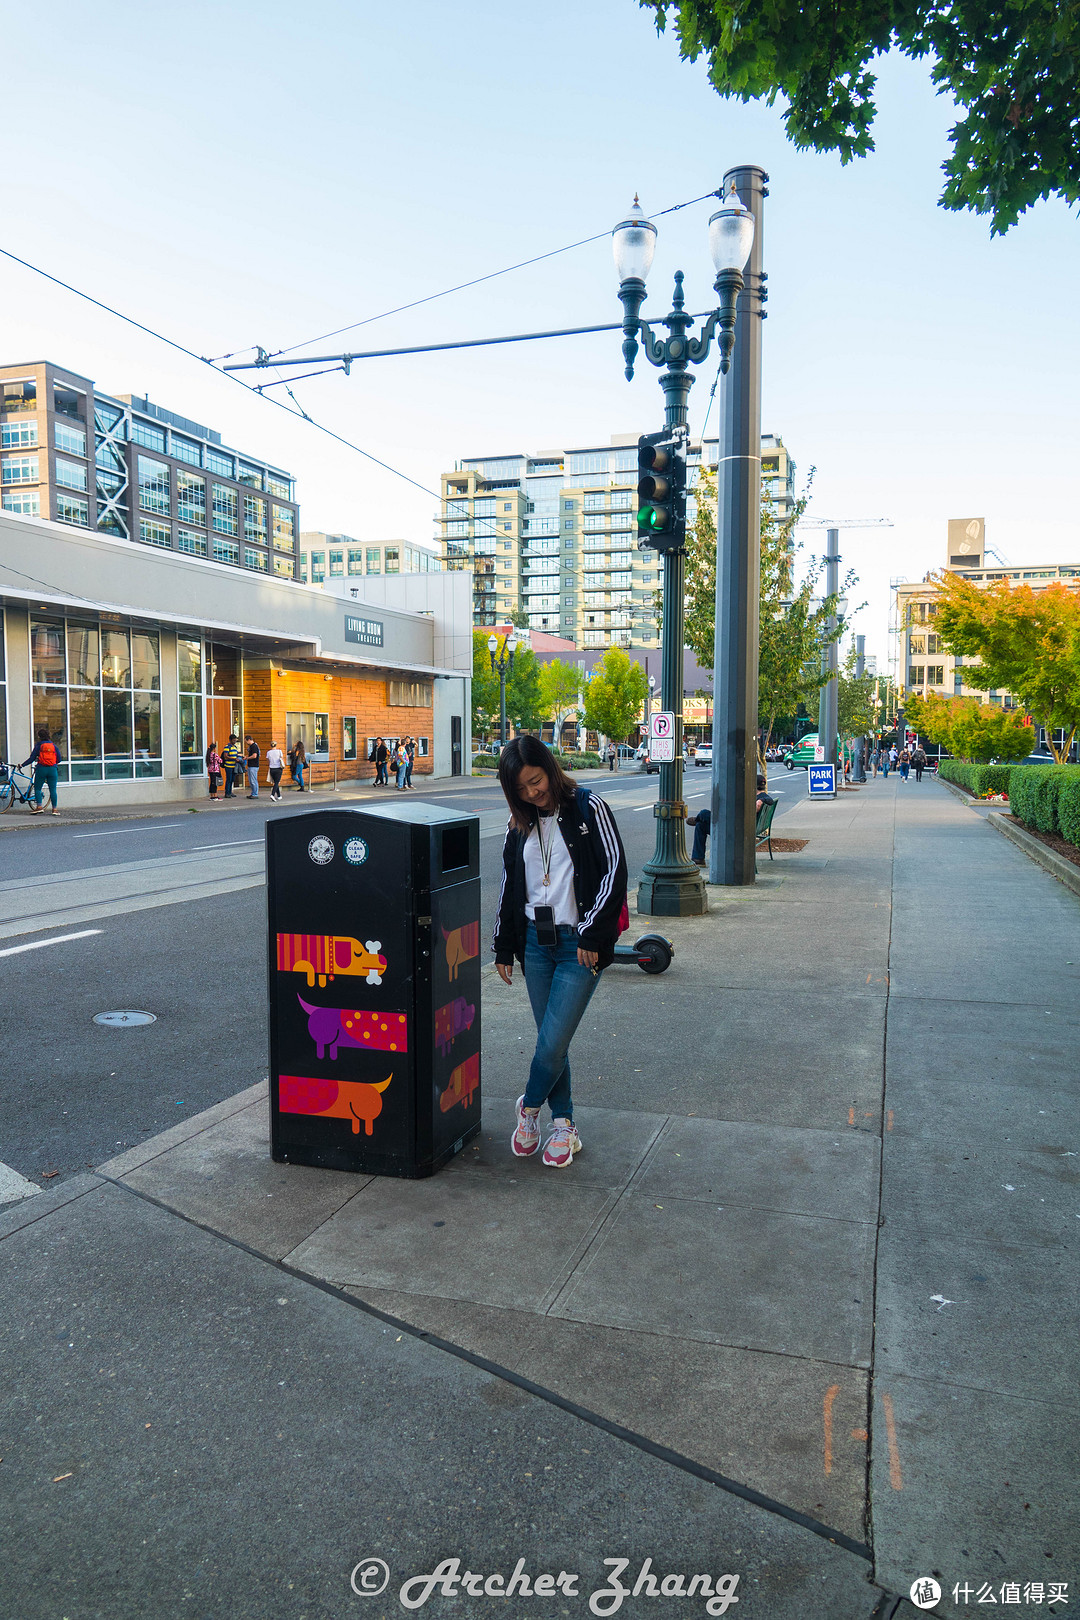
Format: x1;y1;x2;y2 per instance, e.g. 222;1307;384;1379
649;711;675;741
648;737;675;763
807;763;836;799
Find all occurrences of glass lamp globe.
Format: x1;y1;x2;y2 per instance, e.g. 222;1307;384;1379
708;182;755;275
612;196;657;284
487;635;498;654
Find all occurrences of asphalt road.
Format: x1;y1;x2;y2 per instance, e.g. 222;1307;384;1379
0;769;796;1190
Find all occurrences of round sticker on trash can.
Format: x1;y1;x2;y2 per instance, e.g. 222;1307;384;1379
343;836;368;866
307;834;335;865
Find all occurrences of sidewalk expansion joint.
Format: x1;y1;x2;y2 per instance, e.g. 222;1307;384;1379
101;1170;873;1563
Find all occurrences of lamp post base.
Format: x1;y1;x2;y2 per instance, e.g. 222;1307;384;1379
637;866;708;917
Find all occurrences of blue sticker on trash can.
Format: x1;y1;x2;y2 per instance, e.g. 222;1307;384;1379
343;836;368;866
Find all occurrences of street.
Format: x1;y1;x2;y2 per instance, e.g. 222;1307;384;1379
0;769;794;1188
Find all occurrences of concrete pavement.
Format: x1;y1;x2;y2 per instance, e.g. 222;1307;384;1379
2;772;1076;1617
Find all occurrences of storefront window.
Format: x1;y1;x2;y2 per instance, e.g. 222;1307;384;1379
177;636;201;693
30;612;163;782
342;717;356;760
314;712;330;758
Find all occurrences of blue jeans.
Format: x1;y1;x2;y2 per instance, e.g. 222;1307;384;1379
690;809;711;863
247;764;259;796
33;765;58;809
521;923;602;1122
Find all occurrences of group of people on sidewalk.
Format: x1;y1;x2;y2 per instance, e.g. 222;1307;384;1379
871;743;934;783
204;735;309;802
368;736;418;790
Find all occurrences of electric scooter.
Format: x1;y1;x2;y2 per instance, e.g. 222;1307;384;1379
611;932;674;974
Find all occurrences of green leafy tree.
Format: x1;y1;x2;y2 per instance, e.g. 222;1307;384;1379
935;573;1080;762
583;646;651;744
836;646;877;742
906;690;1034;760
678;470;854;772
472;631;543;742
642;0;1080;232
538;658;583;748
508;605;530;629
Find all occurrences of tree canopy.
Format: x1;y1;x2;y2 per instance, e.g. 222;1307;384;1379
583;646;650;743
538;659;583;744
933;573;1080;761
642;0;1080;232
471;631;543;739
678;470;854;770
906;689;1035;760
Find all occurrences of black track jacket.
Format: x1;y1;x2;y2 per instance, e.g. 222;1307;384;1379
492;787;628;969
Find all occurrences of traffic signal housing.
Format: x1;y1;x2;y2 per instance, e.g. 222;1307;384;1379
637;425;688;552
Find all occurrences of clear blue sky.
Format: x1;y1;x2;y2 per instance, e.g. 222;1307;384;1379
4;0;1077;670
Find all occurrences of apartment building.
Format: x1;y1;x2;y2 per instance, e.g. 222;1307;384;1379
893;517;1080;723
1;360;300;581
437;432;795;650
299;532;442;586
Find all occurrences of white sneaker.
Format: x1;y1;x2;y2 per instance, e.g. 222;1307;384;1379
542;1118;581;1168
511;1096;540;1157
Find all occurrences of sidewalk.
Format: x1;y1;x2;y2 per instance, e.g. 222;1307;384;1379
2;775;1076;1618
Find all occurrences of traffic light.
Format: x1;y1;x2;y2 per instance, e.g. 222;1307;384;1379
636;425;688;552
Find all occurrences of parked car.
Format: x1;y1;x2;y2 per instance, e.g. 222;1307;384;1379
694;742;713;768
783;732;820;770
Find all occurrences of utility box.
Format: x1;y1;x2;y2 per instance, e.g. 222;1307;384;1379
266;803;481;1178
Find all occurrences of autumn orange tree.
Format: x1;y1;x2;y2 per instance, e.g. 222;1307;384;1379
933;575;1080;764
906;691;1033;761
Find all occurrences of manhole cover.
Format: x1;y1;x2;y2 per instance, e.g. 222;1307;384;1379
92;1011;157;1028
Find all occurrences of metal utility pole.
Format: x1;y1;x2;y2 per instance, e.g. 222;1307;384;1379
710;163;768;887
852;634;867;781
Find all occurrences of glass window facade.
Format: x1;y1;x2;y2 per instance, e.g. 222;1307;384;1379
244;494;267;542
272;505;294;546
272;554;294;578
138;456;170;514
212;537;240;565
170;435;201;466
29;615;162;781
2;490;39;515
2;420;38;449
55;421;85;456
139;520;172;548
177;470;206;526
267;473;292;499
131;419;166;452
212;484;238;535
177;528;207;557
55;456;88;492
205;447;234;478
2;454;38;483
238;462;264;489
55;492;89;526
244;547;268;571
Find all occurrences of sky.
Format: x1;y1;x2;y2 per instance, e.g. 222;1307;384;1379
3;0;1078;673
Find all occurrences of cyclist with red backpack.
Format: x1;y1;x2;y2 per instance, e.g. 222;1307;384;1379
21;728;62;816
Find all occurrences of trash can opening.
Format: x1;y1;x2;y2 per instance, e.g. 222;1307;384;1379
441;824;471;873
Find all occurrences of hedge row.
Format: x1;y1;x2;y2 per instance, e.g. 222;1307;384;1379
939;761;1080;850
472;750;603;773
937;761;1015;796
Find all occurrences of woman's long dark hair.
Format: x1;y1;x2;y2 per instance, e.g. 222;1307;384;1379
497;736;577;833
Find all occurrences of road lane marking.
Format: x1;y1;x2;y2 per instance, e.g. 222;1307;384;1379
188;839;264;851
74;824;185;839
0;928;103;958
881;1392;904;1489
823;1383;840;1474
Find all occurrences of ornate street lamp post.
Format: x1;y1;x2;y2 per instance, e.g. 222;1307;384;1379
488;631;516;750
613;181;756;915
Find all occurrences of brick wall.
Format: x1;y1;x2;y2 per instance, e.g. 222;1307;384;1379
243;666;436;784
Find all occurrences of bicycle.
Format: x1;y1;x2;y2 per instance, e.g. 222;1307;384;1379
0;760;38;812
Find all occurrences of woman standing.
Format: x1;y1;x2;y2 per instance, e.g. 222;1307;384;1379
205;741;222;801
404;735;416;789
394;741;408;790
289;738;307;792
266;740;285;800
492;736;627;1168
22;728;62;816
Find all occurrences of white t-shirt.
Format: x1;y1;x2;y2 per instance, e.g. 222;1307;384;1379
267;747;284;770
524;814;578;926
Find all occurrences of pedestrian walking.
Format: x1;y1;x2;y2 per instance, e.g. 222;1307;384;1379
370;736;389;786
404;735;416;789
205;741;223;800
912;745;927;783
870;746;879;778
267;740;285;800
21;728;62;816
221;735;242;798
289;738;307;791
899;746;911;782
493;736;627;1169
606;741;617;772
244;734;260;798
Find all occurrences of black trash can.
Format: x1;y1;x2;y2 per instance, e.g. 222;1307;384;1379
267;802;481;1178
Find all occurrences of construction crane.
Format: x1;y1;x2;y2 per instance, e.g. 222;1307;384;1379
794;518;894;780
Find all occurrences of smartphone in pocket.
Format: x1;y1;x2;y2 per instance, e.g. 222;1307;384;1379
532;904;558;948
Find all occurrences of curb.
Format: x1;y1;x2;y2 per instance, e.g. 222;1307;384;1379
938;776;975;805
986;810;1080;900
